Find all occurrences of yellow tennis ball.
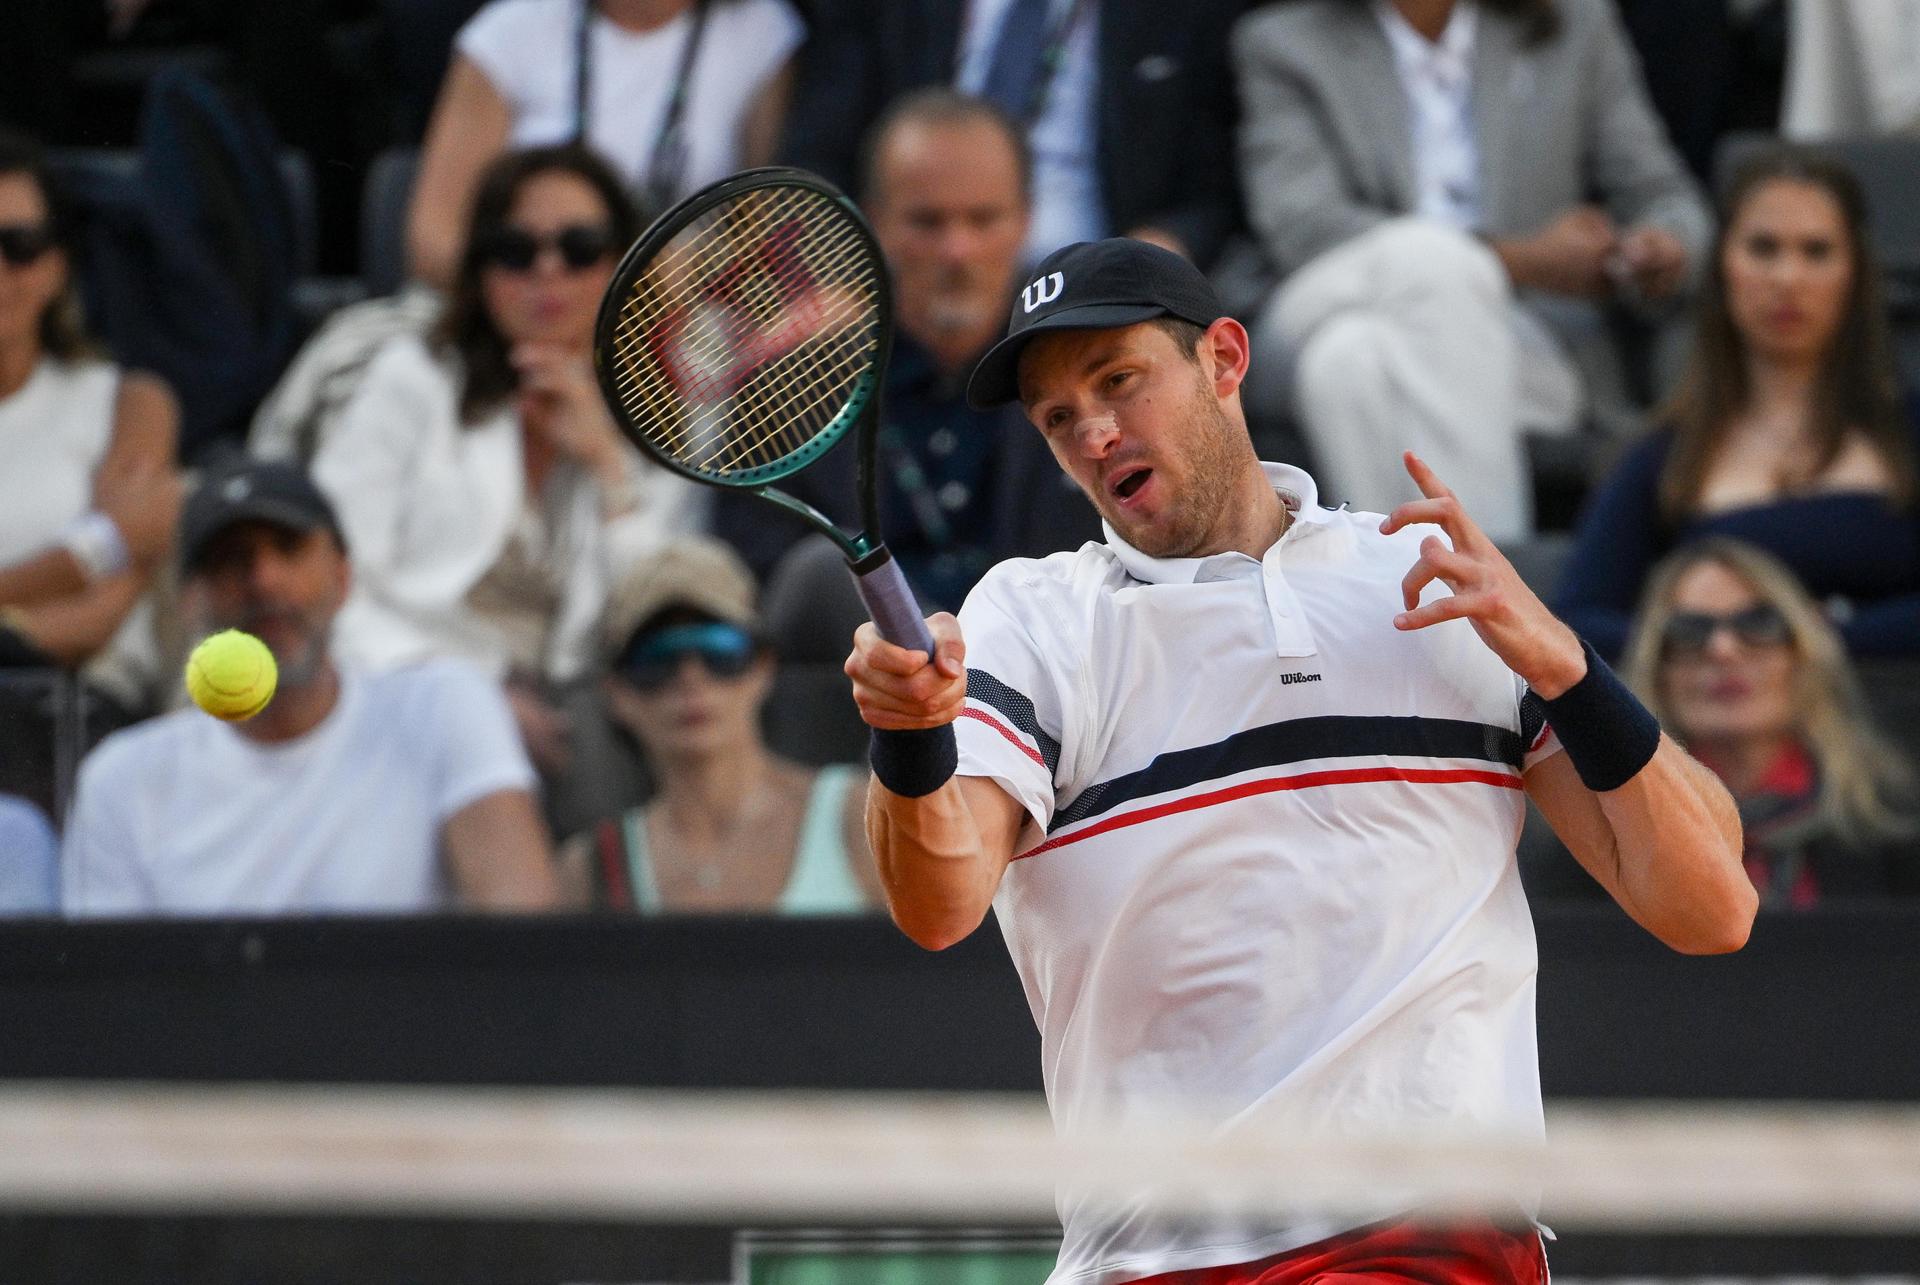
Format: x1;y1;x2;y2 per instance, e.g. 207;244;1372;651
185;629;278;722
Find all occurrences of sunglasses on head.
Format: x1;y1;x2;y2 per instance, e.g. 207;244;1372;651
0;223;56;268
1661;602;1791;654
619;622;757;692
476;223;616;272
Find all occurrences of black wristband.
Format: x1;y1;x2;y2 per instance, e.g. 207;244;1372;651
1540;640;1662;793
870;724;958;798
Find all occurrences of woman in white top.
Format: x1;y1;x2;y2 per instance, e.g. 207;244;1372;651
316;144;698;819
0;128;179;671
406;0;805;290
560;537;879;915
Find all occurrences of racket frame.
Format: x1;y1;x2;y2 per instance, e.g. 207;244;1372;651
592;166;895;568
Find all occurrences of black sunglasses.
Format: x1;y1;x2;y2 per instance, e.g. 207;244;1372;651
1661;603;1792;654
476;223;616;272
0;223;57;268
618;622;758;692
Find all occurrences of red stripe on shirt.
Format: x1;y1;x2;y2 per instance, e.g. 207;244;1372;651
1016;765;1524;860
960;705;1046;766
1529;723;1552;754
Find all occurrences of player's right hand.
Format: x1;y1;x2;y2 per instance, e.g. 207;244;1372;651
845;613;966;731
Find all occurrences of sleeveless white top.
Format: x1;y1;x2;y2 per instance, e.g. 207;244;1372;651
0;358;120;563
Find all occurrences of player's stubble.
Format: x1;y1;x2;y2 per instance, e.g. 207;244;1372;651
1092;362;1251;561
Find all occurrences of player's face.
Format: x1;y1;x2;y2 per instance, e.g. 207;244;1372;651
480;169;619;353
0;172;67;356
1657;560;1798;748
1018;321;1248;558
867;118;1029;353
190;522;350;688
1721;178;1854;367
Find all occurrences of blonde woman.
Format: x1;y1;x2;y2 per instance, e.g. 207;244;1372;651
1623;537;1920;906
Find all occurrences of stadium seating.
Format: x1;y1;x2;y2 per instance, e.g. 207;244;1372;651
760;534;873;768
360;147;419;296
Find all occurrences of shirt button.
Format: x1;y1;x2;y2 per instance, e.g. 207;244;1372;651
928;428;957;458
938;481;971;511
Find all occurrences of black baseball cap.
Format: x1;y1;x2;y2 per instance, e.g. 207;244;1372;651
179;458;346;571
966;238;1226;410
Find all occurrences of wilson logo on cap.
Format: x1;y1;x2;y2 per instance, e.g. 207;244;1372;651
1022;271;1064;313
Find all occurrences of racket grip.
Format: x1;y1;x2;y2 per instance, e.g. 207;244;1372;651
851;549;936;655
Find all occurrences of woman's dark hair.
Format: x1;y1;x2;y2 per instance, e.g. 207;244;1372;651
0;126;97;361
1659;144;1913;516
432;144;639;423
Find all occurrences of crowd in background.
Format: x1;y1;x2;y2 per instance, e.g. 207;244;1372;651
3;0;1919;919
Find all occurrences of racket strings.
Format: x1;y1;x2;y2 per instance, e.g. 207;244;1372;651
604;184;881;479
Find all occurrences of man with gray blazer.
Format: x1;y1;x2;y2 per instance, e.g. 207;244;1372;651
1234;0;1710;539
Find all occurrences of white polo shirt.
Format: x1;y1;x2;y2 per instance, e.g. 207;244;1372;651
954;463;1561;1285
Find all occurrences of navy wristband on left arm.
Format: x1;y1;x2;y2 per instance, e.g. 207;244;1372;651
870;724;958;798
1539;639;1662;793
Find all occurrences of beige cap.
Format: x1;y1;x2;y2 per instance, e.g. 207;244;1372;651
602;535;760;659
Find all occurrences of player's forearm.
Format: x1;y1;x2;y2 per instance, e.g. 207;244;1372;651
867;778;1005;951
1595;737;1754;954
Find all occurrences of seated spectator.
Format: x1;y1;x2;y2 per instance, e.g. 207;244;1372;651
1621;538;1919;905
0;128;179;670
61;459;558;917
1781;0;1920;139
559;537;879;914
712;90;1101;611
315;145;698;830
0;795;57;915
779;0;1245;268
1233;0;1711;539
406;0;803;290
1557;145;1920;658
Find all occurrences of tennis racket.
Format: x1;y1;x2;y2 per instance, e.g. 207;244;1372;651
591;166;933;654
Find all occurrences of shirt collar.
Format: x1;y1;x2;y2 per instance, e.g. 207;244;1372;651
1375;0;1478;87
1104;462;1330;586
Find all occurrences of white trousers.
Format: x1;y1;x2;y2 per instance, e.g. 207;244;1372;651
1259;219;1584;542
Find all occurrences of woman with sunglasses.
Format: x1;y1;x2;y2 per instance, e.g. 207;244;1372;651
1619;538;1920;906
314;145;699;834
0;128;181;674
1556;144;1920;659
560;537;879;914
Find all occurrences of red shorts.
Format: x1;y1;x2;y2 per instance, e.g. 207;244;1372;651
1121;1221;1548;1285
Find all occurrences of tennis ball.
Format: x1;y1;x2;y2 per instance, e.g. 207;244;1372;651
184;629;278;722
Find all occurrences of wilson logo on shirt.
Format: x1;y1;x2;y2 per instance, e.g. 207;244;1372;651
1280;671;1322;686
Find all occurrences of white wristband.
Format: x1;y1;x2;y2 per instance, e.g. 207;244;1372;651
60;511;131;582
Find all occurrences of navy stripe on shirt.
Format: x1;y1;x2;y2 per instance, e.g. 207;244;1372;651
1049;715;1526;834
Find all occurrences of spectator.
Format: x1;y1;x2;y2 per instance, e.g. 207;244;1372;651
314;145;698;831
1233;0;1711;539
406;0;803;290
559;536;879;913
712;90;1101;610
1781;0;1920;139
779;0;1246;269
0;128;180;670
1557;145;1920;658
0;795;57;916
61;458;558;918
1621;537;1919;905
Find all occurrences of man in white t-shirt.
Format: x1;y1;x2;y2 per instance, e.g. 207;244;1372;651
61;460;559;918
844;239;1756;1285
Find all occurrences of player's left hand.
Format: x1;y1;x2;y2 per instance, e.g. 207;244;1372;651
1379;452;1589;698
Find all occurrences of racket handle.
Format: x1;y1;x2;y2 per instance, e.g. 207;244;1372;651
851;548;936;655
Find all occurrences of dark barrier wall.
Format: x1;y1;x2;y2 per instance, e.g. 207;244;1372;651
1;906;1917;1098
4;906;1920;1282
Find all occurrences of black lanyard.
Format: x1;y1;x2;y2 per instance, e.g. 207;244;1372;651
574;0;713;210
958;0;1098;126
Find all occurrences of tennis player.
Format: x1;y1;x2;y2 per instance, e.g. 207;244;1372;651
844;238;1755;1285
